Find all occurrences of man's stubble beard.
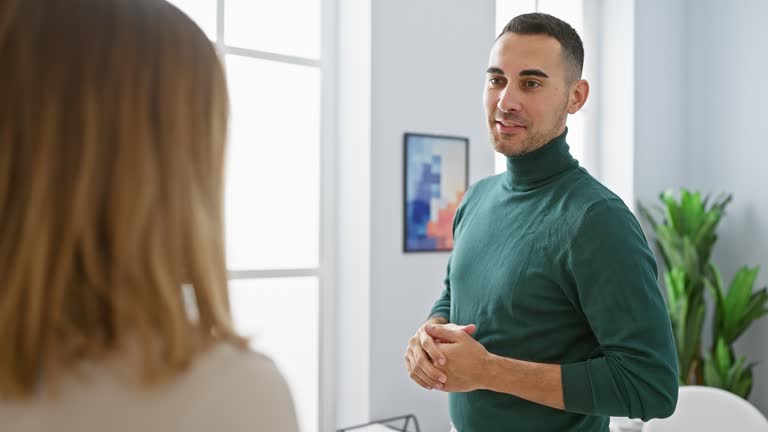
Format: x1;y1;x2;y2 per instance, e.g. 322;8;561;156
491;99;570;158
491;127;550;157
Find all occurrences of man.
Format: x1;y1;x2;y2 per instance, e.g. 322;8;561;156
404;13;679;432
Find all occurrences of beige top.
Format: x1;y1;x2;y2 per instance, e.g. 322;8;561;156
0;344;299;432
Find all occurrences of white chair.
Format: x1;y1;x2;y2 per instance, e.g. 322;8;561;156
643;386;768;432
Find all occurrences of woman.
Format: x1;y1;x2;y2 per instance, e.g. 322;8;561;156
0;0;299;431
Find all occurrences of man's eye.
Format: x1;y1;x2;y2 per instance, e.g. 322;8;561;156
524;80;541;89
489;77;505;86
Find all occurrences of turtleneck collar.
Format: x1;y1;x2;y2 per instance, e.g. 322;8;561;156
504;128;578;191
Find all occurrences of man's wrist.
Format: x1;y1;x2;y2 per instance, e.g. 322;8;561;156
481;353;518;392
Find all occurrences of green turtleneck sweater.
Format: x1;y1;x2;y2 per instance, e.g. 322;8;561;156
430;130;678;432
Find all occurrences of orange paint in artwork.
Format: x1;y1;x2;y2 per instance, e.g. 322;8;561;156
426;190;465;249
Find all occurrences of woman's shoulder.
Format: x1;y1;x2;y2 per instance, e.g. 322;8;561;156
197;343;293;394
199;343;283;378
186;343;299;430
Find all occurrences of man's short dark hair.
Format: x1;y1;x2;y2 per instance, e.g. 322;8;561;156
498;13;584;82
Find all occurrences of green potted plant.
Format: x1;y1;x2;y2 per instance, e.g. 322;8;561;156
639;189;768;398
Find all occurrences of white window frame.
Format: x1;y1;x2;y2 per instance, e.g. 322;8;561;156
209;1;337;431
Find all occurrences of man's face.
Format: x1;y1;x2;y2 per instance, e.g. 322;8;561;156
484;33;582;157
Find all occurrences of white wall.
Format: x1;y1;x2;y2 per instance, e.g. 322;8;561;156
682;0;768;414
633;0;685;208
368;1;495;431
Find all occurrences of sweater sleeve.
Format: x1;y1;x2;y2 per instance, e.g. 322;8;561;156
429;257;452;320
560;198;679;421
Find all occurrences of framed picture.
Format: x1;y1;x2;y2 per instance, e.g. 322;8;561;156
403;133;469;252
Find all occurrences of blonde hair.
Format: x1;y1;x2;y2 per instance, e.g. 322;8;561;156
0;0;242;398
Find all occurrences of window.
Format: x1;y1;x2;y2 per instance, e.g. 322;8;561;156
166;2;329;432
494;0;591;175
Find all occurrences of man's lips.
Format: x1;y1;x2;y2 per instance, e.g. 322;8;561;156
495;120;525;127
495;121;526;133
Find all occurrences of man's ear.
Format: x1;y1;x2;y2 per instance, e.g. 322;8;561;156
568;79;589;114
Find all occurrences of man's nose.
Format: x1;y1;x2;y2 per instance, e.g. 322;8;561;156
498;85;522;112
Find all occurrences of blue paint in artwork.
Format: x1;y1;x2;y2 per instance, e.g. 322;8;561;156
406;137;443;250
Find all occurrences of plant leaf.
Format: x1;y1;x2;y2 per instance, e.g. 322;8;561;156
703;355;722;388
715;337;731;372
730;287;768;343
662;191;683;235
723;267;759;340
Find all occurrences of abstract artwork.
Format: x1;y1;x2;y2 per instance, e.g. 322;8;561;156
404;133;468;252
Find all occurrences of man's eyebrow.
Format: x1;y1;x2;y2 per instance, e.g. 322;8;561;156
485;67;550;79
519;69;549;78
